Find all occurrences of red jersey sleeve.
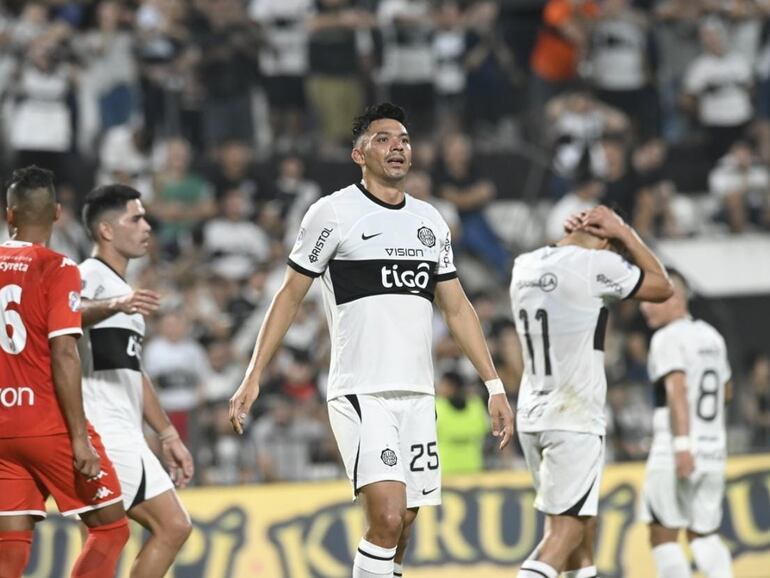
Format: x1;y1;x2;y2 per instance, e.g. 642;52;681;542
46;257;83;339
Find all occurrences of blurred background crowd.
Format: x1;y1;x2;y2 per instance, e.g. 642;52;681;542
0;0;768;485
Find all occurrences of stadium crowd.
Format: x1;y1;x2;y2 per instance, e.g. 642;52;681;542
0;0;768;485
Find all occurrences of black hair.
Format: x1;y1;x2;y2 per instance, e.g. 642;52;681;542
82;184;141;239
5;165;57;225
351;102;407;146
665;266;691;295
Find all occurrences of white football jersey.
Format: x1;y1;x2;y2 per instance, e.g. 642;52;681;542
79;258;145;443
510;245;643;435
646;317;731;472
288;183;456;400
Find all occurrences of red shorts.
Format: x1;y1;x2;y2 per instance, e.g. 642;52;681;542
0;426;123;518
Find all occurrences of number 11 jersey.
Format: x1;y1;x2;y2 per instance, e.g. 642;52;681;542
510;245;643;435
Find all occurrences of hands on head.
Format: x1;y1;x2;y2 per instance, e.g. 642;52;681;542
563;205;628;241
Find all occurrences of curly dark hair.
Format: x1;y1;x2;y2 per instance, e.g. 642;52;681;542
5;165;57;225
351;102;407;146
6;165;55;198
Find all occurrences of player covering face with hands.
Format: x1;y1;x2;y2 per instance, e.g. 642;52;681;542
230;103;513;578
511;205;673;578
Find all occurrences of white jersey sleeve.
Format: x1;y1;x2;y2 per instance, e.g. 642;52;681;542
79;264;108;300
288;197;340;277
588;250;643;302
648;329;687;383
435;216;457;281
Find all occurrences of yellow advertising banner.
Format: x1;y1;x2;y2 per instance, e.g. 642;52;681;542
24;454;770;578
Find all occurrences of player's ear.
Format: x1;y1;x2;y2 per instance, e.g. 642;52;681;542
98;220;113;243
6;207;15;228
351;143;365;167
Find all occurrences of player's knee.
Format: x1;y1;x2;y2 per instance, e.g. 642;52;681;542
158;515;192;549
546;518;584;552
370;509;405;540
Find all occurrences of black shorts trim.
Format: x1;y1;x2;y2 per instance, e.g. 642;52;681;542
128;460;147;510
560;476;596;516
625;269;645;300
287;259;323;278
346;394;362;494
436;271;458;283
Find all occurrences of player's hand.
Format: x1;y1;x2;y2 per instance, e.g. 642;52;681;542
161;438;195;488
563;210;588;234
581;205;628;241
72;436;101;479
113;289;161;316
675;450;695;480
229;382;260;435
488;393;514;450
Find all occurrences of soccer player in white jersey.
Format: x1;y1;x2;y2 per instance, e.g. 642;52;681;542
77;184;193;578
510;205;673;578
639;269;734;578
229;103;514;578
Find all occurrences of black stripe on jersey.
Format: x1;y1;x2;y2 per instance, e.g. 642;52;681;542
436;271;458;282
287;258;323;278
90;327;143;372
329;259;438;305
593;307;609;351
625;269;645;300
653;370;686;407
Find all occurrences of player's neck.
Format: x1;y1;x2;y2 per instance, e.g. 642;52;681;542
361;175;406;206
93;245;129;278
11;227;51;246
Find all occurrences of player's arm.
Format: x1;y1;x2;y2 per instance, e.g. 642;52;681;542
581;205;673;302
435;278;514;449
51;335;100;478
141;372;194;487
80;290;161;327
664;371;695;480
229;268;314;433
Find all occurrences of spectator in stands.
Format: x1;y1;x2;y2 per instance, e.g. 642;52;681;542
607;384;652;461
198;400;254;485
436;371;489;474
708;139;770;233
434;132;510;280
377;0;435;137
249;0;312;152
432;1;467;132
150;137;216;256
463;0;520;142
144;308;211;443
683;17;754;162
588;0;658;138
203;338;245;404
74;0;137;146
200;188;271;282
97;122;154;197
529;0;599;133
205;139;262;206
602;138;638;219
306;0;374;151
631;139;682;238
742;352;770;451
406;169;461;242
196;0;260;147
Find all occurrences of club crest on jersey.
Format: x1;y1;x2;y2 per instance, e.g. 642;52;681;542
417;226;436;248
69;291;81;312
381;449;398;467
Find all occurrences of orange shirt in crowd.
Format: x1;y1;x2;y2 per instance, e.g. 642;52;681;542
531;0;599;82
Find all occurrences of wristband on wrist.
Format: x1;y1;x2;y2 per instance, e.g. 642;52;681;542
484;378;505;395
159;425;180;443
673;435;691;452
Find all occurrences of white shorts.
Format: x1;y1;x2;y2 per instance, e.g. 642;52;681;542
518;430;605;517
328;391;441;508
102;436;174;511
639;468;725;534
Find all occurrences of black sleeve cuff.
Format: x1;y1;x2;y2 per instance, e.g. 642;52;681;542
624;269;645;300
287;259;323;278
436;271;459;283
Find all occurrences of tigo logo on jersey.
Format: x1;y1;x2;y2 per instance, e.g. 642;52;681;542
381;263;431;291
69;291;81;312
0;386;34;407
309;228;333;263
417;226;436;248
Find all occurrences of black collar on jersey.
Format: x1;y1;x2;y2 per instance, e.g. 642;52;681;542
92;256;127;283
356;182;406;210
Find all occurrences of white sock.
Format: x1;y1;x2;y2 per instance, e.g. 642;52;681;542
518;560;559;578
652;543;692;578
563;565;598;577
393;562;404;577
353;538;396;577
690;535;733;578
